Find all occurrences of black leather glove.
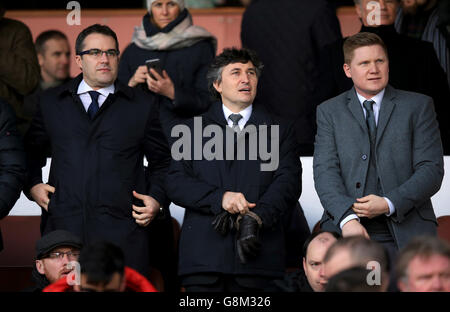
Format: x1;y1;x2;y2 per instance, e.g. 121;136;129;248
236;213;262;264
212;211;235;235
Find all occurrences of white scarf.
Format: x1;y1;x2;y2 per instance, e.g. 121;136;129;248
131;12;217;52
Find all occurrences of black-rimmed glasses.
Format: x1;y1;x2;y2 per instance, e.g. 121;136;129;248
78;49;120;58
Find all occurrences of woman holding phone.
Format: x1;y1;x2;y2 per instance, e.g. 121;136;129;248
119;0;216;123
118;0;216;293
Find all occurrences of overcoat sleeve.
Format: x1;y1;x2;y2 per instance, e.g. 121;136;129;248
23;97;51;200
0;99;26;218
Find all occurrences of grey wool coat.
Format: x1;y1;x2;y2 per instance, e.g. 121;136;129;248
313;85;444;249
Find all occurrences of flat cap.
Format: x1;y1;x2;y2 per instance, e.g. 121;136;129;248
36;230;82;259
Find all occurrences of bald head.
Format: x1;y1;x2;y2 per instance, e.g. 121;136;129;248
303;232;339;292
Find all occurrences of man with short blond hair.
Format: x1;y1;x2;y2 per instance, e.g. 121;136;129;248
314;32;444;255
318;0;450;153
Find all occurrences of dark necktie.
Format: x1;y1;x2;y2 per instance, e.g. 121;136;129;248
87;91;100;119
363;100;376;142
229;113;243;133
361;100;391;239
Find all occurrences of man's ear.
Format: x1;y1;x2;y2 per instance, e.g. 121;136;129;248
302;257;307;272
397;279;407;292
213;80;222;94
75;55;83;71
36;260;45;275
37;54;44;67
355;3;363;20
343;63;352;78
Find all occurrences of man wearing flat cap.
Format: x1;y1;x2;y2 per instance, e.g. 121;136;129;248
25;230;82;292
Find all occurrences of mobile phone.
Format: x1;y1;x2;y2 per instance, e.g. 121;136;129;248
145;59;163;80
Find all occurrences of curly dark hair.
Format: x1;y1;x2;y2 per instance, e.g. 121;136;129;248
206;47;264;100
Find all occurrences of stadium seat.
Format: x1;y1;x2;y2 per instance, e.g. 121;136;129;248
437;215;450;244
0;216;41;291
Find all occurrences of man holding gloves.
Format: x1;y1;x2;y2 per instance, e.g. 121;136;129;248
166;48;302;291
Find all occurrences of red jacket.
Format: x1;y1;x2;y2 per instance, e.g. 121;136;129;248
43;267;158;292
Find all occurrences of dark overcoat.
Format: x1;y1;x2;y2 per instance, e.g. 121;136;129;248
24;75;171;276
167;103;302;278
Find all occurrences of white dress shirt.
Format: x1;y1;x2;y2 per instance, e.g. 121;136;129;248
340;89;396;229
222;104;253;130
77;79;115;112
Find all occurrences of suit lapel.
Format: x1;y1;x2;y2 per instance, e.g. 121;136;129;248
204;101;228;127
376;85;396;148
346;88;368;133
57;74;88;119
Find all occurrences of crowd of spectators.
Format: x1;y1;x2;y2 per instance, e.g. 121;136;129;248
0;0;449;293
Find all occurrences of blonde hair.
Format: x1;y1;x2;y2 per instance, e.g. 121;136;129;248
343;32;388;65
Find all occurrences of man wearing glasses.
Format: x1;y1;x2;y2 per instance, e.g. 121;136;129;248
26;230;82;292
24;24;171;278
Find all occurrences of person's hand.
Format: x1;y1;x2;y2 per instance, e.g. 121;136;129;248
236;214;262;263
146;69;175;100
353;195;389;219
131;190;161;227
221;191;256;215
341;219;370;239
128;65;148;87
30;183;55;211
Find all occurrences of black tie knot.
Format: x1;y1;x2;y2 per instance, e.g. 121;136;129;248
88;91;100;102
229;113;243;126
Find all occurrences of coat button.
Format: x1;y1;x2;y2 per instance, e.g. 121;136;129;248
356;182;361;189
362;154;367;160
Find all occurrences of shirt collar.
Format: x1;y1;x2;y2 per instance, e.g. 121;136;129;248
222;104;253;125
77;79;115;97
356;88;385;108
